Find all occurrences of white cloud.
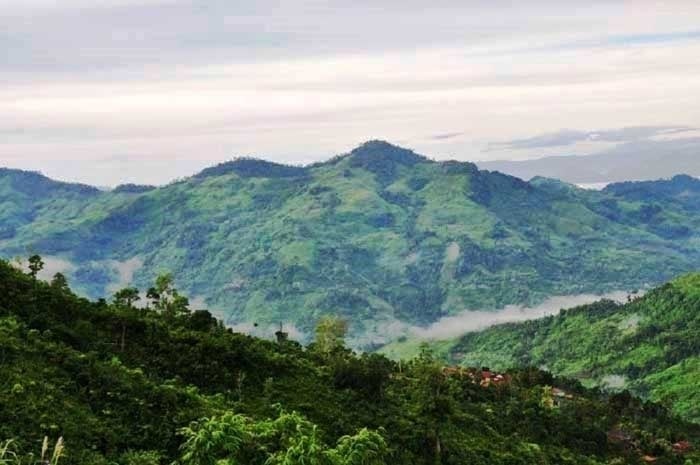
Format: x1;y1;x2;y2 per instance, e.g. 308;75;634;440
1;1;700;184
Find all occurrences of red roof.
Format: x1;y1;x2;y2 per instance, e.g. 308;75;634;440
673;441;692;453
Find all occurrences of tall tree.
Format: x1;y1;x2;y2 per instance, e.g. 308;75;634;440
50;273;69;292
27;255;44;280
314;316;348;356
112;287;141;351
113;287;141;308
408;344;455;465
148;273;189;320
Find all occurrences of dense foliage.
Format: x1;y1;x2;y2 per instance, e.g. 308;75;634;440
3;141;700;344
1;259;698;464
446;274;700;422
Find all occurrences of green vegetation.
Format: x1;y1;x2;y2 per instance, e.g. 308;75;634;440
446;274;700;422
3;142;700;343
1;258;698;464
177;411;388;465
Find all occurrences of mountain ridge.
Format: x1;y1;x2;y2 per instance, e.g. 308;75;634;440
3;141;700;345
2;139;697;191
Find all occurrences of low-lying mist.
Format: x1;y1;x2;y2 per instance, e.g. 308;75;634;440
12;256;641;350
409;291;632;340
349;290;636;349
154;288;639;351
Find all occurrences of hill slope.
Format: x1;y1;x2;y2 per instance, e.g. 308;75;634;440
447;274;700;422
3;141;700;342
1;259;698;464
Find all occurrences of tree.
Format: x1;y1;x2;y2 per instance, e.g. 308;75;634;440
113;287;141;308
266;423;331;465
27;254;44;279
178;412;247;465
177;410;387;465
50;273;69;292
147;273;189;319
112;287;141;351
333;428;388;465
407;344;456;465
314;316;348;356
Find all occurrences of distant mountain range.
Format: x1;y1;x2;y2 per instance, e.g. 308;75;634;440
478;138;700;184
3;140;700;345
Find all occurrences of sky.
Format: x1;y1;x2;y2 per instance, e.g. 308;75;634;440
2;0;700;186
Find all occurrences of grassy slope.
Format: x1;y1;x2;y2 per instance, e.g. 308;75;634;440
445;274;700;422
3;142;700;341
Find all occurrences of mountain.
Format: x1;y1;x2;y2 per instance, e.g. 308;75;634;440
1;259;698;464
478;138;700;184
445;274;700;422
3;141;700;343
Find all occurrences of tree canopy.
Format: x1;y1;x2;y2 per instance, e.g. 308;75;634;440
0;257;698;465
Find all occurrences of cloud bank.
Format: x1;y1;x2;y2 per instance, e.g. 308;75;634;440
407;291;631;340
351;290;635;348
491;126;696;150
2;1;700;185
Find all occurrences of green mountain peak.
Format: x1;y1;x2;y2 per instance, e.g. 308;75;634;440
193;157;308;179
2;143;700;345
0;167;100;196
347;140;428;165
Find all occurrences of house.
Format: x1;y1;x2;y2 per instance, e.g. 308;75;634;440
552;388;574;398
478;368;511;387
607;427;635;449
479;367;494;387
551;387;574;404
672;441;691;454
492;373;511;385
441;366;511;387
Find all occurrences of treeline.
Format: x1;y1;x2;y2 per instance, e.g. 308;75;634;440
0;257;698;464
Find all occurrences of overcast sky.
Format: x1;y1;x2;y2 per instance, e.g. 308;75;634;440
2;1;700;186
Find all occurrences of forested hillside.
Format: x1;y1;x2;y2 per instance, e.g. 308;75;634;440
1;259;698;464
3;141;700;341
447;274;700;422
